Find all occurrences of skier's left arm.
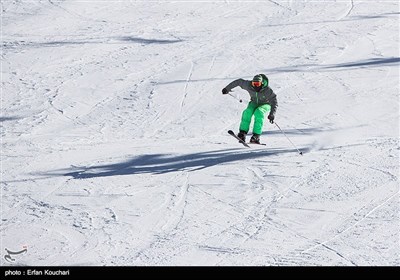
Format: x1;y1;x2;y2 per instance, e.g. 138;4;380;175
268;92;278;124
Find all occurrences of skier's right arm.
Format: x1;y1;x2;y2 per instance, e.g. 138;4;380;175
222;79;247;94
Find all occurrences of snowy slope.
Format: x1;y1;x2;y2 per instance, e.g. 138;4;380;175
1;0;399;266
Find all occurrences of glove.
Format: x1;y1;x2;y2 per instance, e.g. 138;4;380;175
268;114;275;124
222;88;229;95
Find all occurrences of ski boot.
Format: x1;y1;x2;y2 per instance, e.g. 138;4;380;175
237;130;246;143
250;134;260;144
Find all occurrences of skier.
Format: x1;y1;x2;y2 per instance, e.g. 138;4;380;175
222;74;277;144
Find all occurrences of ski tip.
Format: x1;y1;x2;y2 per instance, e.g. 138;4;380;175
227;130;234;135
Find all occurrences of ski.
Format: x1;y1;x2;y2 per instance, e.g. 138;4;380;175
228;130;250;148
248;142;266;146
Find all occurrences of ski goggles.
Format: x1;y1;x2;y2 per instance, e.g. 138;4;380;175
252;81;262;87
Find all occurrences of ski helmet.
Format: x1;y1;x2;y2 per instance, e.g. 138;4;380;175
252;75;263;87
252;75;263;82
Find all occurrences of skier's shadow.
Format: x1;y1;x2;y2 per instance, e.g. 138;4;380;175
40;125;360;180
51;147;308;179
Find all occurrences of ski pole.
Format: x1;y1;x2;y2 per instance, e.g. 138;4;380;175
228;93;243;103
274;122;303;155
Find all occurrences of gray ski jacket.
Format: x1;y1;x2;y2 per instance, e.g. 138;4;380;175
224;78;278;116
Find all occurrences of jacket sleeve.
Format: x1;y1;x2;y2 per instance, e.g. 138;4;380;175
269;91;278;116
224;79;248;92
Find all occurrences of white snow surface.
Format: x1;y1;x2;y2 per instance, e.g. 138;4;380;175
1;0;399;266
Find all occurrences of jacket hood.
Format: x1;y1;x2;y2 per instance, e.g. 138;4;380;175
260;74;269;88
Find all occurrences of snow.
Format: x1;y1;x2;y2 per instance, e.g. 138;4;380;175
1;0;399;266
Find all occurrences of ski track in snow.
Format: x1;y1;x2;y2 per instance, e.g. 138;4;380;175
1;1;399;266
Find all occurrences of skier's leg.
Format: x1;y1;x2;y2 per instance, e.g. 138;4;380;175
253;104;271;135
239;102;257;133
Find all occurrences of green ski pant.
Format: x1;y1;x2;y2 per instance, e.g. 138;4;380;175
239;102;271;135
